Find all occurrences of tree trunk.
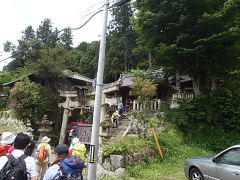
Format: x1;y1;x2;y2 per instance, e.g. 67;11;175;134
148;51;152;69
191;77;201;96
175;72;181;92
124;50;128;72
211;78;217;91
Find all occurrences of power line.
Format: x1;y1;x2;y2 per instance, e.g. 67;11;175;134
57;1;104;29
0;8;103;63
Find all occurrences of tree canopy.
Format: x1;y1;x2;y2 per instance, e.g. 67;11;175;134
133;0;240;94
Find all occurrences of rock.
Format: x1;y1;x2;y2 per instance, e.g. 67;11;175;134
114;168;127;178
102;158;111;171
110;155;125;171
133;152;142;161
96;163;106;179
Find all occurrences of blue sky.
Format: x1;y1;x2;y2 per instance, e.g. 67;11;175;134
0;0;114;70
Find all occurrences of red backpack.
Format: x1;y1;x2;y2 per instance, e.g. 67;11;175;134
0;144;9;156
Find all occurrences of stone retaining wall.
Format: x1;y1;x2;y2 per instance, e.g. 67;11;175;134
97;148;157;179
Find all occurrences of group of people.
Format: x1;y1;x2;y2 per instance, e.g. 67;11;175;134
0;131;86;180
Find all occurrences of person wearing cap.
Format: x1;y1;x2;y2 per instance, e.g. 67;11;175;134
36;136;51;180
110;110;121;127
0;132;15;156
0;132;38;180
43;144;85;180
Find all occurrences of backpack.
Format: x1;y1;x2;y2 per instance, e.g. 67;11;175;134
72;143;86;159
37;144;48;163
0;154;29;180
0;145;8;157
57;156;85;180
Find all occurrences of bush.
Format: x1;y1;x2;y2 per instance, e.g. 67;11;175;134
9;77;53;127
103;136;153;156
164;87;240;151
166;88;240;130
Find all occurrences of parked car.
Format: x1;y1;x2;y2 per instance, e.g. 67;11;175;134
184;144;240;180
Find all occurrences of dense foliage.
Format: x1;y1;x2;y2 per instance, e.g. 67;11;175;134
133;0;240;94
9;78;53;128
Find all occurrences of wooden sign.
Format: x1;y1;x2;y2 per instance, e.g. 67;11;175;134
76;124;92;144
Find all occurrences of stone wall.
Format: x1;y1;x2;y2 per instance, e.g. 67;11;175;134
97;147;156;179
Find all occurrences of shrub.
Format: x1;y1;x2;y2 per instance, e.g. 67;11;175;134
9;77;53;127
164;87;240;151
103;136;153;156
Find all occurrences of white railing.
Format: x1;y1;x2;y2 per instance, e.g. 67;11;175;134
172;93;194;99
171;93;194;108
133;99;169;111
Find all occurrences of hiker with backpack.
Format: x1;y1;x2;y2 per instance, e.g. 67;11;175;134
118;102;125;116
0;132;38;180
0;132;15;156
36;136;51;180
110;110;121;127
43;144;85;180
69;138;86;160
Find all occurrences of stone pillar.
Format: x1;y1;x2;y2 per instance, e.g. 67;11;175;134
37;115;52;144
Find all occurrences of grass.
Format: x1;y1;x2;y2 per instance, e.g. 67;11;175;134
100;124;215;180
124;127;214;180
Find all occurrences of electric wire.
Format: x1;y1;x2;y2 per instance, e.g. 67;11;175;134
57;0;104;29
0;8;103;63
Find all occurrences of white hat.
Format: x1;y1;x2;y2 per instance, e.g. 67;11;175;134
72;137;79;145
0;132;15;144
41;136;51;143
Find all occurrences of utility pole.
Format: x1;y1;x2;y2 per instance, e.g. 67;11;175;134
87;0;109;179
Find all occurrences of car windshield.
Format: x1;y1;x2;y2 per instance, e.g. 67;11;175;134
219;149;240;166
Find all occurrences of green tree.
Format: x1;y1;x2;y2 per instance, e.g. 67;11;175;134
59;27;73;49
130;76;157;137
3;26;37;71
9;78;52;129
31;44;74;82
36;18;59;48
75;41;99;79
105;3;138;82
0;71;12;109
133;0;240;95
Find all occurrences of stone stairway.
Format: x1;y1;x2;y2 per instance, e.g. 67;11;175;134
100;112;139;140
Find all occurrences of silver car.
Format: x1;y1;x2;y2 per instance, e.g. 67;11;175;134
184;144;240;180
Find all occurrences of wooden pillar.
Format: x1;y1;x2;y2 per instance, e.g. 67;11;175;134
59;96;70;144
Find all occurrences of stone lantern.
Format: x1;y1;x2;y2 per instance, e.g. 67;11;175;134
37;115;53;142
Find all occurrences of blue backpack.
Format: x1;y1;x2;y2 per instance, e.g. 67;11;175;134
58;156;85;180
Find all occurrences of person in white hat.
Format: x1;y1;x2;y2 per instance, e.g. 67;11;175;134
0;132;38;180
69;137;79;150
0;132;16;156
36;136;51;180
